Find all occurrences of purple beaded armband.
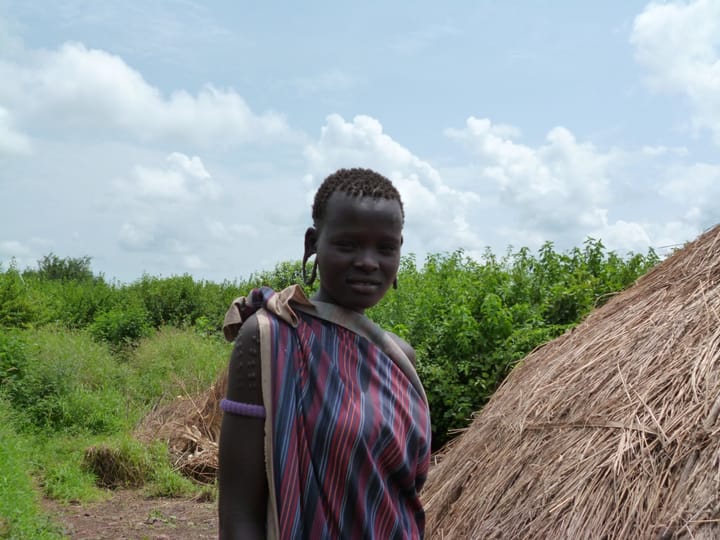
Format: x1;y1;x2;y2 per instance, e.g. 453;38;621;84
220;398;266;418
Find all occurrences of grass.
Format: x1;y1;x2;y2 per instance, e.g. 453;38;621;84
0;401;64;539
0;324;229;537
127;325;231;406
4;325;137;435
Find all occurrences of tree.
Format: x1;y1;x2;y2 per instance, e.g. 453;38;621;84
34;253;95;282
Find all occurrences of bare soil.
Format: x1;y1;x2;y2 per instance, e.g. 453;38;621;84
43;490;218;540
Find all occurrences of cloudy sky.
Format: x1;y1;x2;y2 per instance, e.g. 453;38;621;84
1;1;718;283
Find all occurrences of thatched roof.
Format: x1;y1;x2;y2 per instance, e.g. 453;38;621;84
423;225;720;539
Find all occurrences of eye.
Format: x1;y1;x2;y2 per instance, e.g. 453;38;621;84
334;240;356;252
378;244;399;255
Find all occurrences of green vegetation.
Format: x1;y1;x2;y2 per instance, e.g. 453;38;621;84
370;239;659;445
0;401;65;539
0;244;659;536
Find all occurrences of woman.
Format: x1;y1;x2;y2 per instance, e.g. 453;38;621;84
218;168;431;539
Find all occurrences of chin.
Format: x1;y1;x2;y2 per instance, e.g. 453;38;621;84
343;296;380;312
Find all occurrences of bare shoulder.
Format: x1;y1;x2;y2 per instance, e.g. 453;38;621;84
386;331;416;366
225;313;262;404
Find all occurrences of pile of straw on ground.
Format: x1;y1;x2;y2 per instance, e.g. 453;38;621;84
82;444;151;489
422;224;720;539
135;374;226;484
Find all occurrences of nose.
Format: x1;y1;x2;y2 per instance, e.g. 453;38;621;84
353;249;379;272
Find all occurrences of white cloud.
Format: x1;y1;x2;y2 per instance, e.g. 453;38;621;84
588;219;651;252
442;116;711;256
118;221;159;251
116;152;220;203
182;254;206;271
640;145;688;157
206;219;258;240
660;162;720;227
114;152;228;261
631;0;720;144
0;240;31;257
303;114;484;255
446;117;618;232
0;42;294;146
0;106;31;155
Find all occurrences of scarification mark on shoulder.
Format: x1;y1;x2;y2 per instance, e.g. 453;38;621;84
227;316;262;403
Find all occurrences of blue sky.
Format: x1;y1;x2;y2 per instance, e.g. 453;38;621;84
1;1;719;283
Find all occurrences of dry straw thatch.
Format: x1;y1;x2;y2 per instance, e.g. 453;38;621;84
82;445;151;489
422;224;720;539
135;374;226;484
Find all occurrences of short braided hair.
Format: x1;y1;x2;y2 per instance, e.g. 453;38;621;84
312;168;404;225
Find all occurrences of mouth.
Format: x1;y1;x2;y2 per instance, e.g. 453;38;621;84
347;278;381;293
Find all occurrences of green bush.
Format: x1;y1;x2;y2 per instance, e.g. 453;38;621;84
0;264;35;328
2;327;133;434
89;304;152;347
127;274;206;328
0;329;28;391
55;280;120;329
32;253;95;282
1;242;659;451
370;243;659;447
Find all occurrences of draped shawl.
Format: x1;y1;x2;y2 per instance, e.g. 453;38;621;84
223;285;431;539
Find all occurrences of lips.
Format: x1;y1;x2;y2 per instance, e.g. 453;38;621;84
348;279;380;285
347;278;382;294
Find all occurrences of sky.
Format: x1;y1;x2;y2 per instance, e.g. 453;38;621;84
1;1;719;284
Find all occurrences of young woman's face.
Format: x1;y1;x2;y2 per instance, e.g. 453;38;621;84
312;192;403;313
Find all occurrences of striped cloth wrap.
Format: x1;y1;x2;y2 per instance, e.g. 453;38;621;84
223;285;431;539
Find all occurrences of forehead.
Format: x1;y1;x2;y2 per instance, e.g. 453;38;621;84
321;192;403;234
323;192;403;223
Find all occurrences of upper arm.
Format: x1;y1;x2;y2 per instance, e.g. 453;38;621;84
387;331;416;366
218;315;268;540
223;314;263;405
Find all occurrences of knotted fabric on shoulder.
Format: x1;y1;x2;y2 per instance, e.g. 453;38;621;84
222;284;313;341
222;284;427;404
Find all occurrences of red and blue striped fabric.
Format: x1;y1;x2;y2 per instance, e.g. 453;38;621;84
255;287;431;539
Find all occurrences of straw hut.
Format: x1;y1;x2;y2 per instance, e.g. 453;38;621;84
423;225;720;539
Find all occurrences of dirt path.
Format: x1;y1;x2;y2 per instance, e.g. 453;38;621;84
43;490;218;540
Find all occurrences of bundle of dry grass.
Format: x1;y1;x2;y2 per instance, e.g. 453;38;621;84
135;374;226;484
83;445;151;489
423;225;720;539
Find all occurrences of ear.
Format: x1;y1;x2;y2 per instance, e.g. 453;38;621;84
303;227;318;262
400;235;404;247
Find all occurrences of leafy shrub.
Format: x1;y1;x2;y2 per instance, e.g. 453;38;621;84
247;260;309;291
1;242;659;450
127;274;206;328
0;329;28;391
89;304;152;347
56;280;120;329
371;243;659;447
33;253;95;282
0;264;35;328
2;327;133;434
